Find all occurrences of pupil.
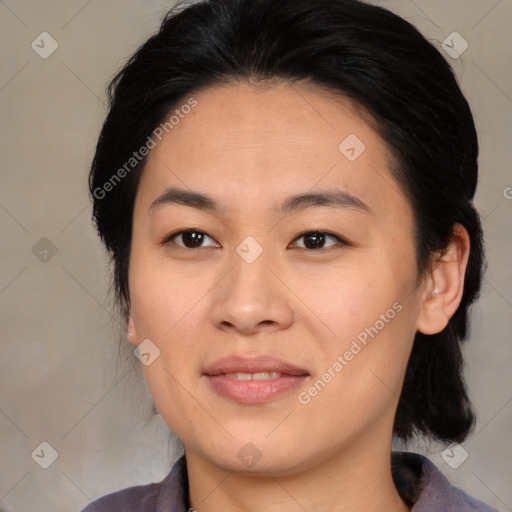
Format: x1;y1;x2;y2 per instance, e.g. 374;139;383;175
184;231;203;248
304;232;324;249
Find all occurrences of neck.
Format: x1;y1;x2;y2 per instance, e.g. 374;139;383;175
185;433;410;512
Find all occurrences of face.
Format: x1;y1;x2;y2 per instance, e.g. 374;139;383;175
127;81;426;475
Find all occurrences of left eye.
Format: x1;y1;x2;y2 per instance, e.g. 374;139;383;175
291;231;347;250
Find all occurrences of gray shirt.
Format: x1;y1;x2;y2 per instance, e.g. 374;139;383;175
81;451;500;511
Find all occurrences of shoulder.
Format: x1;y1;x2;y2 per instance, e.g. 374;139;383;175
80;455;189;512
80;481;162;512
392;451;501;512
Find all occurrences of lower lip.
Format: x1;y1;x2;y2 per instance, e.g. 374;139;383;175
205;374;308;404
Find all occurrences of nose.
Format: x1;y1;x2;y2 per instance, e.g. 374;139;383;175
210;242;294;336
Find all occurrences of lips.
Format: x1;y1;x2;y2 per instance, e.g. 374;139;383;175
203;354;309;377
203;355;309;404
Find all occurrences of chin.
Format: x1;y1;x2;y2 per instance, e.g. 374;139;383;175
196;437;310;476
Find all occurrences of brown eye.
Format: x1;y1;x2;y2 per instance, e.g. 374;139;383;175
164;230;218;249
292;231;347;250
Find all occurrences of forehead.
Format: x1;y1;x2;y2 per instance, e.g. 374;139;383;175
136;81;411;225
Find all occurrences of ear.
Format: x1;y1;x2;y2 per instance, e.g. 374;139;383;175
127;315;138;346
416;224;470;335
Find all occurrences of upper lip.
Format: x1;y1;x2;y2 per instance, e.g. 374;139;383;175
203;355;309;376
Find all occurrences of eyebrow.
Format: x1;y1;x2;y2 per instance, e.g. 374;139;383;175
149;186;373;216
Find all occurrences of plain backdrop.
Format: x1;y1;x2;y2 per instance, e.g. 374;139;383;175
0;1;511;511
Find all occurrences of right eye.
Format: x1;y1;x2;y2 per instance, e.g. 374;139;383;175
161;229;220;249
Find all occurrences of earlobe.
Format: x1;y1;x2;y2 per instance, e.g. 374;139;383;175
127;315;138;345
416;224;470;335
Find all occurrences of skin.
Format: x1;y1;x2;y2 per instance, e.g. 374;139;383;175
127;81;470;512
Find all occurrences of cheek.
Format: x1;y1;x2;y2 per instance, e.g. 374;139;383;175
141;361;207;444
290;259;405;346
300;299;415;426
128;244;198;337
300;248;418;391
128;249;213;389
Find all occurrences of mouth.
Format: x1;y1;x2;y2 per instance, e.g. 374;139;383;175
203;354;309;404
203;354;309;376
223;371;285;380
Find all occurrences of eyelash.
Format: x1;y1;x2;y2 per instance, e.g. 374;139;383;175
160;229;350;251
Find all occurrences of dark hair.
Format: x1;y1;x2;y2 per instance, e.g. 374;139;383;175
89;0;485;444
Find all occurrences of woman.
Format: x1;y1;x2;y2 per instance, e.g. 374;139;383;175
83;0;499;510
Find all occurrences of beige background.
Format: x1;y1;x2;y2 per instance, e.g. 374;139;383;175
0;1;511;511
